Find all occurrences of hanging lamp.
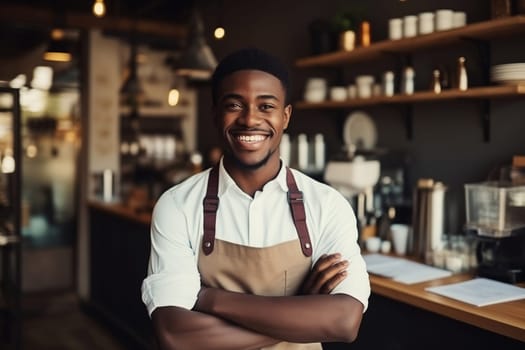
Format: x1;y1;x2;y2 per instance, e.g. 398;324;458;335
172;10;217;81
120;36;144;113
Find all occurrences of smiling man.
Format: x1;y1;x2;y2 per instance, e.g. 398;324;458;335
141;48;370;350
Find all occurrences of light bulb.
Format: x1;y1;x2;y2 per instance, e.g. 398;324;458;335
26;144;38;158
93;0;106;18
1;149;15;173
214;27;225;40
168;88;180;106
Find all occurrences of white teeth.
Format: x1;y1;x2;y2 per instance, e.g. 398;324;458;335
237;135;266;143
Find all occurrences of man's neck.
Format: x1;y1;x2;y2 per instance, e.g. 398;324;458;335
223;158;282;197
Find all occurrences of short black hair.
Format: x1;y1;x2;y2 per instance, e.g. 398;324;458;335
211;47;291;105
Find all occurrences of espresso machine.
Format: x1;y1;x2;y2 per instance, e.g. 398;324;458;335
464;181;525;283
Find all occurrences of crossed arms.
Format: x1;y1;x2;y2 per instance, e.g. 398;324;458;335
152;254;365;350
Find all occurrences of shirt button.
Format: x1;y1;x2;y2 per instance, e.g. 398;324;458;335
305;243;311;249
204;242;211;248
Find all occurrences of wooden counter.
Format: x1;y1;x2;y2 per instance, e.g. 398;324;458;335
87;199;152;226
370;273;525;342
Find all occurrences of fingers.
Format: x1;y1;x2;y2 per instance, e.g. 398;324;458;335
301;253;348;295
310;259;348;294
319;268;347;294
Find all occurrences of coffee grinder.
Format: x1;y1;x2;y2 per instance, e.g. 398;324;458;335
464;182;525;283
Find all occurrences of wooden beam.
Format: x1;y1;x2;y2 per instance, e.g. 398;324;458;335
0;4;188;40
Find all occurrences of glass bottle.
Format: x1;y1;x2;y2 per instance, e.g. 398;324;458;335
457;56;468;91
360;21;371;47
432;69;442;94
402;66;415;95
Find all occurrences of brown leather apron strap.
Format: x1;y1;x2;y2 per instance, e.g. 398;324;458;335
286;168;313;257
202;165;312;257
202;165;219;255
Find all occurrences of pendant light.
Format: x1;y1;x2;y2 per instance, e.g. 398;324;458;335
120;35;144;113
172;10;217;81
120;32;143;156
92;0;107;18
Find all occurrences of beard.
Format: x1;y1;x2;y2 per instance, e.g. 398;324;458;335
226;147;276;171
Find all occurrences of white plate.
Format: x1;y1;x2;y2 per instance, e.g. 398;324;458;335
343;110;377;150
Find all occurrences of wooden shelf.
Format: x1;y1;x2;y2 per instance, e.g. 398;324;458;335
295;84;525;109
119;105;190;118
296;16;525;68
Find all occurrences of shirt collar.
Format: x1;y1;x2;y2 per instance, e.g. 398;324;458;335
217;157;289;197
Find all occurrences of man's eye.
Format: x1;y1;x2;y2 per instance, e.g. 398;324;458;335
225;102;242;110
260;104;275;111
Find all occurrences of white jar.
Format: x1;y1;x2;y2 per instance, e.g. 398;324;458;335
355;75;375;98
453;11;467;28
383;71;395;97
297;133;309;170
403;15;418;38
280;133;291;166
314;133;325;171
389;18;403;40
329;86;347;101
418;12;435;35
402;67;415;95
435;9;454;31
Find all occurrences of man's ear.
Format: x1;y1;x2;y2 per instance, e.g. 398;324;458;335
283;104;292;130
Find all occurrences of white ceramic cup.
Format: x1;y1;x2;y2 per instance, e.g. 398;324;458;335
330;86;347;101
453;11;467;28
356;75;375;98
366;237;381;253
418;12;435;34
381;240;392;254
389;18;403;40
403;15;418;38
391;224;410;255
435;9;454;31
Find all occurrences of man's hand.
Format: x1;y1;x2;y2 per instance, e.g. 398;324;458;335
300;253;348;295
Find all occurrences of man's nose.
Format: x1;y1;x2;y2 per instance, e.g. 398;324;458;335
239;105;261;127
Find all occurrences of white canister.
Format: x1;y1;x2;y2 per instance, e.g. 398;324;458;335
403;15;418;38
402;67;415;95
280;133;291;166
389;18;403;40
435;9;454;31
329;86;348;101
383;71;395;97
314;133;325;171
355;75;375;98
297;133;309;170
418;12;435;35
304;77;327;103
453;11;467;28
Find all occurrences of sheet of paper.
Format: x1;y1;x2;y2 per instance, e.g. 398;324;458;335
425;277;525;307
364;253;452;284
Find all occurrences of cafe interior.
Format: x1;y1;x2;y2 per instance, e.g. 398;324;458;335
0;0;524;349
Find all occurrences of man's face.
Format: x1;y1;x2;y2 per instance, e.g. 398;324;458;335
214;69;291;170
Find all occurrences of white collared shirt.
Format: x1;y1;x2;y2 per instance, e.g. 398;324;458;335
141;159;370;316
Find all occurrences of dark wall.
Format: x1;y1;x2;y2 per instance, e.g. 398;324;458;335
196;0;525;234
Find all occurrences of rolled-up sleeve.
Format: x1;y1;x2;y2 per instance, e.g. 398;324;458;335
314;190;371;311
141;190;201;317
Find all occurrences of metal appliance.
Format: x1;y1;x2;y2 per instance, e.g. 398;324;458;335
324;156;380;228
465;182;525;283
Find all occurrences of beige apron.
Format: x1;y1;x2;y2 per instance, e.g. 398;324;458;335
197;166;322;350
